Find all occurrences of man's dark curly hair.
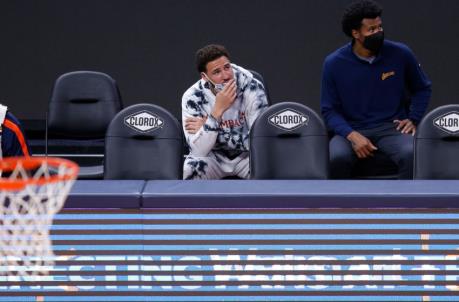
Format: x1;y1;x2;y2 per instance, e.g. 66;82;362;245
341;0;383;38
196;44;230;73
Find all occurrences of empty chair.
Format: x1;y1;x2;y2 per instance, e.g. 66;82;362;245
104;103;183;180
250;102;328;179
47;71;123;179
415;104;459;179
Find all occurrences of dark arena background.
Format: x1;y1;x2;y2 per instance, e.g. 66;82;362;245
1;0;459;301
1;0;458;120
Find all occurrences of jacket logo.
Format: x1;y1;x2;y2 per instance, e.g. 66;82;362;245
433;111;459;134
124;110;164;133
269;108;309;131
381;71;395;80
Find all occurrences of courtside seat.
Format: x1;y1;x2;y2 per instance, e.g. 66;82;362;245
47;71;123;179
250;102;328;179
104;103;183;180
415;104;459;179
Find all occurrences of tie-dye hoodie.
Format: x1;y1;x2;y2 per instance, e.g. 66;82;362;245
182;64;268;158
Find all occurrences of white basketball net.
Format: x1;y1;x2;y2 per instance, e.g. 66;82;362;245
0;158;77;277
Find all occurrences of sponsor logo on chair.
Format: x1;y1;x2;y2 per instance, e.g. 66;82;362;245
124;111;164;132
268;108;309;131
433;111;459;134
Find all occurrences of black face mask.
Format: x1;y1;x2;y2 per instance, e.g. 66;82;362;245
363;31;384;53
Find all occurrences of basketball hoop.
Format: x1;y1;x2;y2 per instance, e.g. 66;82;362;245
0;157;78;277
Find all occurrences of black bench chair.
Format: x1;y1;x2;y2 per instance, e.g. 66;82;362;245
250;102;328;179
104;103;183;180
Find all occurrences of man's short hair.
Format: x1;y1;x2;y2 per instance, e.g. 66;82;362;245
341;0;383;38
196;44;230;73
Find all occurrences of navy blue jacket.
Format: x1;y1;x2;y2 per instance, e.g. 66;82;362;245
320;40;432;137
2;111;30;157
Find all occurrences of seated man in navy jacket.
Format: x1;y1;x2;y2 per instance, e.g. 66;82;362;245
0;104;30;158
320;0;431;179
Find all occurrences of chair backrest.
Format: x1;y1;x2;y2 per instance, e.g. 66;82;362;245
250;102;328;179
48;71;122;138
248;69;271;105
415;104;459;179
104;103;183;180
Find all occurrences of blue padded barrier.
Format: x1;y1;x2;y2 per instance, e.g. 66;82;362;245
64;180;459;209
141;180;459;208
65;180;144;208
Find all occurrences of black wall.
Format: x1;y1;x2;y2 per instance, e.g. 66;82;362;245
1;0;457;121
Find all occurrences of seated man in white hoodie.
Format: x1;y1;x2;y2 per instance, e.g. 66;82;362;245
182;44;268;179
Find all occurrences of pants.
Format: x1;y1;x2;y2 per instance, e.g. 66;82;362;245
183;151;250;180
330;122;414;179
